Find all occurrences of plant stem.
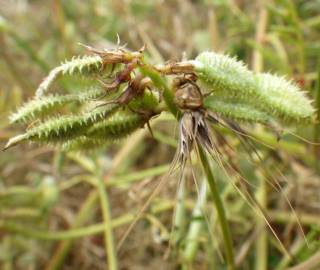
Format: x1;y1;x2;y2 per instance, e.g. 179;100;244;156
95;176;118;270
139;65;181;118
198;146;235;270
0;200;175;241
255;176;268;270
182;179;207;265
314;59;320;171
172;175;186;246
253;4;268;268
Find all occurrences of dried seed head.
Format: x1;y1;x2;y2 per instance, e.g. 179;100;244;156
155;61;195;75
172;110;214;169
81;43;145;65
173;76;203;111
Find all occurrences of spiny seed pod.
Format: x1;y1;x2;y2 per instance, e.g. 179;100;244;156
61;136;109;151
204;97;274;124
192;52;252;97
192;52;315;124
61;55;103;75
128;89;160;112
36;55;104;97
10;88;105;123
48;111;149;151
254;73;314;123
4;105;119;149
86;111;150;140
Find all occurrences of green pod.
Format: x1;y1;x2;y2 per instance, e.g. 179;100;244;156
192;52;315;124
203;97;274;124
36;55;104;97
4;104;119;149
193;52;253;98
61;136;109;151
128;89;160;112
10;88;104;123
254;73;314;123
62;111;150;151
60;55;103;76
86;111;148;140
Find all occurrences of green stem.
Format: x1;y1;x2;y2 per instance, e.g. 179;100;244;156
95;176;118;270
0;200;174;241
198;146;235;270
255;176;268;270
139;65;181;118
182;179;207;265
172;175;186;246
314;60;320;171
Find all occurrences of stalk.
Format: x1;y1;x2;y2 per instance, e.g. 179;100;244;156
253;3;268;269
139;65;181;118
314;60;320;171
198;146;235;270
172;176;186;246
182;179;207;265
0;200;174;241
95;176;118;270
255;177;268;270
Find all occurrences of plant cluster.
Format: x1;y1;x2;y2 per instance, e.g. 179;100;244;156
5;46;315;152
4;45;315;269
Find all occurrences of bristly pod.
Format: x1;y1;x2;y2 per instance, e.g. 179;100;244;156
192;52;315;124
61;110;151;151
10;88;105;123
35;55;104;97
61;137;109;151
253;73;314;123
86;110;150;140
128;89;160;112
203;97;274;124
4;104;120;150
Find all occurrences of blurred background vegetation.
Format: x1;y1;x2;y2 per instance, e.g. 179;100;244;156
0;0;320;269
